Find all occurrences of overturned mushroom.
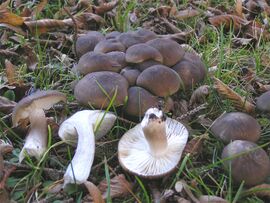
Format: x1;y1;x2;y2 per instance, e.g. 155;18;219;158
222;140;270;186
12;90;66;162
118;107;188;178
59;110;116;186
210;112;261;143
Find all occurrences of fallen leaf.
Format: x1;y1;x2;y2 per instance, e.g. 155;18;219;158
22;45;38;71
84;181;105;203
199;195;228;203
98;174;133;199
213;77;255;113
235;0;243;18
183;134;208;157
32;0;48;18
175;9;200;20
0;9;24;26
5;59;15;84
0;96;16;114
93;0;119;15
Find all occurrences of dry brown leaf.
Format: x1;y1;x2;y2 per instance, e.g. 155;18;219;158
235;0;243;17
189;85;210;107
0;1;10;10
175;9;200;20
183;134;208;157
22;45;38;71
32;0;48;18
0;9;24;26
0;96;16;114
0;23;26;36
84;181;105;203
243;183;270;198
93;0;119;15
199;195;228;203
0;49;19;57
5;59;15;84
150;6;172;18
213;77;255;113
209;14;248;32
98;174;133;200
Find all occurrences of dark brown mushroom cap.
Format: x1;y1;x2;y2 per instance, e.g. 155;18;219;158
105;31;121;39
133;60;162;72
183;52;207;81
124;86;159;117
12;90;66;127
146;38;185;66
210;112;261;143
76;52;121;75
222;140;270;186
94;39;126;53
74;71;129;108
116;31;144;48
135;28;157;42
136;65;181;97
126;44;163;64
120;67;141;86
256;90;270;113
76;31;104;57
172;60;203;89
106;51;127;69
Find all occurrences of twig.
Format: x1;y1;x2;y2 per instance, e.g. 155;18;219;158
176;103;208;121
116;116;137;125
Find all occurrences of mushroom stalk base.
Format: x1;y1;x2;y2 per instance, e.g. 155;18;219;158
19;109;48;162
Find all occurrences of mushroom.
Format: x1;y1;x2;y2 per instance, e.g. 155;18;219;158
105;31;121;39
125;43;163;64
172;60;203;89
136;65;182;97
222;140;270;186
94;39;126;53
116;31;144;48
74;71;129;108
12;90;66;162
256;90;270;113
146;38;185;66
106;51;127;69
118;107;188;178
133;60;161;72
76;31;104;57
120;67;141;86
210;112;261;143
135;28;157;42
75;52;121;75
59;110;116;186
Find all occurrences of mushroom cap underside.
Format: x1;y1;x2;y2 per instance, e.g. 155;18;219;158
118;117;188;178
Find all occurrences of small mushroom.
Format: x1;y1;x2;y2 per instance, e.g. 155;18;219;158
76;31;104;57
12;90;66;162
106;51;127;69
125;43;163;64
222;140;270;186
124;86;159;117
118;107;188;178
59;110;116;186
74;71;129;108
94;39;126;53
136;65;182;97
120;67;141;86
75;52;121;75
105;31;121;39
135;28;157;42
256;90;270;113
116;31;144;48
133;60;161;72
210;112;261;143
146;38;185;66
172;60;203;89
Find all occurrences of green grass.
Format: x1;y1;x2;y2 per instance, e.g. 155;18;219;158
1;0;270;202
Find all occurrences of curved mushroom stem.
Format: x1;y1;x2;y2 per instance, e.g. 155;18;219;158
19;109;47;162
141;108;168;156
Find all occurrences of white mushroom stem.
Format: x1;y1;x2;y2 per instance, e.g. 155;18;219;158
19;109;48;162
59;110;116;186
141;108;168;156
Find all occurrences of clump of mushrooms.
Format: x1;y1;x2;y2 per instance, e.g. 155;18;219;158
118;107;189;178
74;28;207;117
210;112;261;143
58;110;116;186
222;140;270;186
12;90;66;162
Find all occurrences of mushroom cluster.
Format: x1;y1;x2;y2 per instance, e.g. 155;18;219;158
210;112;270;186
74;28;207;117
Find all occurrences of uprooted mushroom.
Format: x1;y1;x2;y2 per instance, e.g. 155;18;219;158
12;90;66;162
58;110;116;186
